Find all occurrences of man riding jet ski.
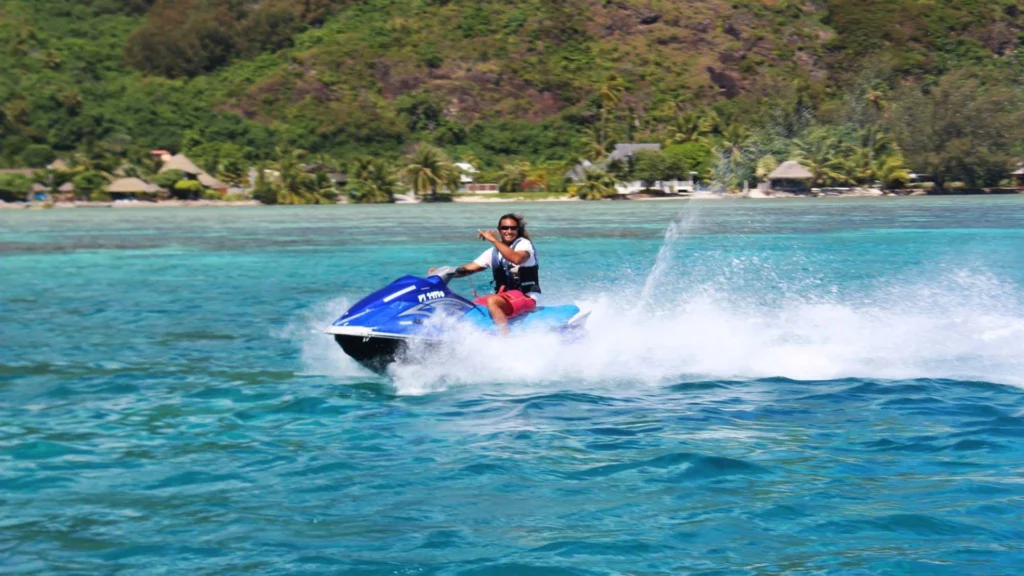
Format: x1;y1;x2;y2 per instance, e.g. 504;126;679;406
432;212;540;336
326;213;589;373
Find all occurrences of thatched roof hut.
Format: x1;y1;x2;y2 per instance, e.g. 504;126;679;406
768;161;813;180
159;154;204;175
108;177;160;194
58;181;76;193
0;168;35;178
197;172;228;190
767;160;813;193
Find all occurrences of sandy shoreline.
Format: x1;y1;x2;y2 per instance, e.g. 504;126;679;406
2;189;1019;209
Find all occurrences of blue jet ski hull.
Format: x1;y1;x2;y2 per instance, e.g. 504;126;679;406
327;274;588;373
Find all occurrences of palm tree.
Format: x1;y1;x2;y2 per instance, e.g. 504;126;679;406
846;126;903;186
273;145;308;195
598;73;625;112
570;169;618;200
698;109;723;136
793;131;851;187
872;155;911;190
526;161;557;192
497;161;530;193
710;124;752;166
218;158;246;188
668;111;704;144
755;155;779;182
402;144;454;198
352;158;400;203
580;124;611;161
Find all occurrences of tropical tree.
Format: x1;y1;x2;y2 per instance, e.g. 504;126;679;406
0;174;33;202
668;111;705;144
872;154;911;190
216;144;248;187
305;170;338;204
598;72;625;112
252;164;276;204
497;161;530;193
570;169;618;200
272;145;307;194
351;157;400;203
698;109;724;136
632;150;668;186
707;124;755;189
580;123;611;161
756;155;779;182
793;129;852;187
71;171;110;200
402;144;455;198
218;157;247;187
888;71;1024;190
708;124;752;167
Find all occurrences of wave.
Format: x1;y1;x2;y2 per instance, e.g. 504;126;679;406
296;272;1024;396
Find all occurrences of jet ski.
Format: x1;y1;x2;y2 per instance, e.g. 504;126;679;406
326;267;590;373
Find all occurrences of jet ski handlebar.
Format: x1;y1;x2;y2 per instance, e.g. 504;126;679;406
428;266;459;284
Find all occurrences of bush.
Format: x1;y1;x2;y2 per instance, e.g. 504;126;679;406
252;181;278;204
72;171;109;198
153;169;185;189
172;179;203;199
0;174;33;202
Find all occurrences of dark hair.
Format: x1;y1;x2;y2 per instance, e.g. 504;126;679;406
498;213;531;240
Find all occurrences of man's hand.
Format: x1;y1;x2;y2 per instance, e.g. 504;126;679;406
478;229;499;243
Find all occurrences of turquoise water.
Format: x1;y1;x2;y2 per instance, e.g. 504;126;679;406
3;198;1024;574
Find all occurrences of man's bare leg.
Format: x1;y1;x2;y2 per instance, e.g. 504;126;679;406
484;295;514;336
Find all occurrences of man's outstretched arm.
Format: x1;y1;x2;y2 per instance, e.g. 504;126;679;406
429;262;485;278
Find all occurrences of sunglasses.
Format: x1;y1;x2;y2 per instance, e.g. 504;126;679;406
498;226;519;231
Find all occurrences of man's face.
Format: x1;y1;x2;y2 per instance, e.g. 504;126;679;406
498;219;519;243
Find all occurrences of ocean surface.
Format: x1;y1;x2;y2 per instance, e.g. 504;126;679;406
3;197;1024;575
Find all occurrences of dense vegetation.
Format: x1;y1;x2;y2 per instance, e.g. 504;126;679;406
1;0;1022;199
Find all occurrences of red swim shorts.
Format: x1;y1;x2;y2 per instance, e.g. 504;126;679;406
474;290;537;318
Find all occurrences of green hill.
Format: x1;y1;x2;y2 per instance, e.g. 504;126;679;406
1;0;1022;173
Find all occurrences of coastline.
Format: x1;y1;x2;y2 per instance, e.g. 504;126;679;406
2;189;1020;209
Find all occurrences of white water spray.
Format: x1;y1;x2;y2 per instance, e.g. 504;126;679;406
301;210;1024;395
639;200;701;306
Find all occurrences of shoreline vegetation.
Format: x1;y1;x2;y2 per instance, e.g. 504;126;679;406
1;1;1023;207
4;186;1022;210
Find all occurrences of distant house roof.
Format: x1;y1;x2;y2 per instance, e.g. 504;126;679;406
565;159;594;181
108;177;159;194
48;159;70;171
454;162;479;174
159;154;204;175
768;160;813;180
58;181;76;193
197;172;228;189
607;143;661;162
31;183;48;193
1012;163;1024;176
565;143;662;181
